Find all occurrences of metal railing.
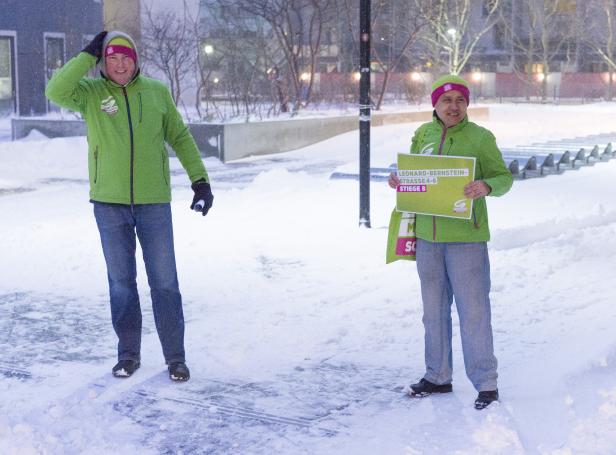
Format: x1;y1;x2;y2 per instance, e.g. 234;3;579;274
330;133;616;181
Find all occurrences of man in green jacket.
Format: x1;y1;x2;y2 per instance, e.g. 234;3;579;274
45;31;214;382
388;75;513;409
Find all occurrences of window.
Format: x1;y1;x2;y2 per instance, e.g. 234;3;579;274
0;33;17;115
44;33;66;113
493;22;506;50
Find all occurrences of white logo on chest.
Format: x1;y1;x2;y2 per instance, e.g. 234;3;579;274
100;96;118;115
419;142;436;155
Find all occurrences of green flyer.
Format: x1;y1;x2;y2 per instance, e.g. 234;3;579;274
396;154;476;219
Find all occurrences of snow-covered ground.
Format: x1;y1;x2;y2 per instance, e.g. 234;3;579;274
1;103;616;454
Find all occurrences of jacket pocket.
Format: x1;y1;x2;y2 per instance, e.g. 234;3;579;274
93;146;99;184
138;92;143;124
161;149;168;185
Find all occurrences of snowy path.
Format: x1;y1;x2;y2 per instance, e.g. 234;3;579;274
2;104;616;453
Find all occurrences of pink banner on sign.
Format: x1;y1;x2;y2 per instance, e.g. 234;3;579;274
396;237;416;256
397;185;427;193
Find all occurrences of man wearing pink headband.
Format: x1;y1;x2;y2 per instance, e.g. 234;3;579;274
103;36;138;87
430;74;471;128
46;31;214;383
430;75;470;107
388;74;512;410
105;38;138;62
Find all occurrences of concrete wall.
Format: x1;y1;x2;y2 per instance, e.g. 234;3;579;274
12;118;86;140
11;107;489;162
222;107;488;161
11;117;224;157
187;123;224;158
222;116;358;162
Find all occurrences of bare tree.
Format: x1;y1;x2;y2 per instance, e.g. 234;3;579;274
201;1;281;120
338;0;428;110
581;0;616;100
415;0;501;75
504;0;577;100
141;1;198;104
216;0;335;112
498;0;539;99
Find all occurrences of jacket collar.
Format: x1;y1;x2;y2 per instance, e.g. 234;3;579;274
432;110;468;133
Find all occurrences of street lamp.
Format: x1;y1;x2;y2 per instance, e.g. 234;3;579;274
446;29;457;73
204;44;214;55
471;71;482;100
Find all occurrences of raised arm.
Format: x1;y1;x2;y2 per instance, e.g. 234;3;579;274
44;31;107;114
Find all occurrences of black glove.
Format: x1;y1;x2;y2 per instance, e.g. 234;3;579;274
190;179;214;216
82;31;108;60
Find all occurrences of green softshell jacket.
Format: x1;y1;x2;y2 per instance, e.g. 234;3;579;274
409;114;513;243
45;52;208;205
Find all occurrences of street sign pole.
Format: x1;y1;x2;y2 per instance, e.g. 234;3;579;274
359;0;371;228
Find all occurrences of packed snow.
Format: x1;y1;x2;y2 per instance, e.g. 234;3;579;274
1;103;616;454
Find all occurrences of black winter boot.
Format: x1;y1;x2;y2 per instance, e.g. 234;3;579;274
474;389;499;410
112;360;140;378
408;378;453;397
168;362;190;382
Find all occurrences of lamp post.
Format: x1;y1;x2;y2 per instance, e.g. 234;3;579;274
446;28;456;73
472;71;482;100
410;72;421;105
359;0;371;228
200;44;215;109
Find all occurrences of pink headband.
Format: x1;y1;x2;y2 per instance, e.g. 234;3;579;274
431;83;470;106
105;45;137;62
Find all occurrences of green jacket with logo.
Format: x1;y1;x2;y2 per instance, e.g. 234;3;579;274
409;114;513;243
45;52;208;205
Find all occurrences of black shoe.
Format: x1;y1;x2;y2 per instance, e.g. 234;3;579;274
112;359;140;378
168;362;190;382
474;389;499;410
408;378;453;397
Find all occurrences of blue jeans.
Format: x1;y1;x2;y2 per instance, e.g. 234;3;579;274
93;202;185;365
416;239;497;392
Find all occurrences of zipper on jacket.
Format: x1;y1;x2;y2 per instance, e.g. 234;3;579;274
433;126;448;240
122;87;135;210
437;127;448;155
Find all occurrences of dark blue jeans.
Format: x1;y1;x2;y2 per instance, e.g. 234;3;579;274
93;202;185;365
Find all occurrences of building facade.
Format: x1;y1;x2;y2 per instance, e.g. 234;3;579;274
195;1;616;104
0;0;102;116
